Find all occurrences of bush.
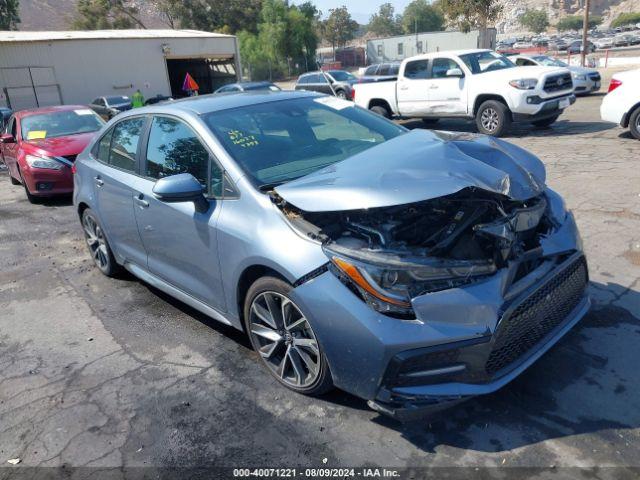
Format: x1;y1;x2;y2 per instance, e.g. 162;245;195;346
557;15;602;31
611;12;640;28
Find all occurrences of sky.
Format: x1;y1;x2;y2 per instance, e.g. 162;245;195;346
292;0;414;24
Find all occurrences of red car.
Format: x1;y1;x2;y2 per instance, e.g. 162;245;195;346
0;105;104;202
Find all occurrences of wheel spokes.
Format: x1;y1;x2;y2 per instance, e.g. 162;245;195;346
250;323;283;343
252;301;277;329
293;337;319;356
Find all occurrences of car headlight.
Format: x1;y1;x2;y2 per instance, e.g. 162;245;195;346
25;154;63;170
509;78;538;90
326;251;496;317
572;73;586;81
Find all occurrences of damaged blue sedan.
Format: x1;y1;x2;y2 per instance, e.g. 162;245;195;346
73;91;589;420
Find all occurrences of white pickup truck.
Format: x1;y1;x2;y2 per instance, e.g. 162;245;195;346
353;49;576;136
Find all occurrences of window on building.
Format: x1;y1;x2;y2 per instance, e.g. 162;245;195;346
377;44;383;57
417;41;423;53
397;43;403;55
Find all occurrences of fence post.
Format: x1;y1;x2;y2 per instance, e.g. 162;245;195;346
605;49;609;68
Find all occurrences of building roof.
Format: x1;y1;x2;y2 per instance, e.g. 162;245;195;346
0;29;233;43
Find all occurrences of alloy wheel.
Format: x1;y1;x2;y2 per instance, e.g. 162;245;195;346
83;214;110;271
249;291;320;388
481;107;499;132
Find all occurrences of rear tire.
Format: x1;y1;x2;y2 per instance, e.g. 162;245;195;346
81;208;121;277
370;105;390;118
335;89;347;99
629;106;640;140
476;100;511;137
244;276;334;396
532;115;560;128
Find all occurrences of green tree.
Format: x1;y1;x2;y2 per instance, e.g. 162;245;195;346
72;0;146;29
556;14;602;31
0;0;20;30
323;6;359;52
368;3;401;37
438;0;502;33
401;0;445;34
519;9;549;34
610;12;640;28
167;0;263;34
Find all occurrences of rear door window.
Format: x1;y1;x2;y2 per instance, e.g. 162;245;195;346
108;117;145;172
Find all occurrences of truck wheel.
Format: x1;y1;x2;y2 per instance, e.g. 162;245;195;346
476;100;511;137
532;115;560;128
370;105;390;118
629;106;640;140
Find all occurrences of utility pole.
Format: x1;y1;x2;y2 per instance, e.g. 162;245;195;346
581;0;591;67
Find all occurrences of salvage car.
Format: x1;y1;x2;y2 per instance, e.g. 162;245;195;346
89;95;132;120
1;105;104;202
73;91;590;419
512;54;601;95
295;70;357;99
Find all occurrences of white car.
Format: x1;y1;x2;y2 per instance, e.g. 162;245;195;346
512;54;601;95
600;68;640;140
352;49;575;136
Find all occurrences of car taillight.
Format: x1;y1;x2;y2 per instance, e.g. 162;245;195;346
608;78;622;93
71;164;77;174
351;87;356;101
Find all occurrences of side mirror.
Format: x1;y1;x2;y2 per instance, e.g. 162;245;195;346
0;133;15;144
446;68;464;78
152;173;209;213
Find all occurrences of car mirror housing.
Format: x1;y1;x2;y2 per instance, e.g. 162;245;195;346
152;173;209;212
0;133;15;143
446;68;464;78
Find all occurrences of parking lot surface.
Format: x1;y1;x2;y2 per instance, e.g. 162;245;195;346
0;90;639;472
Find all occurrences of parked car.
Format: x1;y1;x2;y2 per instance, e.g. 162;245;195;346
72;90;589;420
512;41;534;50
214;81;281;93
0;107;12;131
511;55;601;95
600;68;640;140
594;37;614;49
352;49;575;136
359;63;400;83
144;94;174;105
89;95;132;120
295;70;357;99
567;40;596;54
0;105;104;202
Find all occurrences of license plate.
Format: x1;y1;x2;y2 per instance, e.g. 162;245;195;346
559;98;570;109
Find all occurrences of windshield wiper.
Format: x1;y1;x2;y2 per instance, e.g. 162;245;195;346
258;181;288;192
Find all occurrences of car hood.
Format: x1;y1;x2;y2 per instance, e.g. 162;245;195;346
274;129;546;212
569;65;597;74
23;131;97;157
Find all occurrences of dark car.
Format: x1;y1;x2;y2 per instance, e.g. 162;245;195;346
89;95;132;120
568;40;596;54
214;81;281;94
294;70;357;99
359;63;400;84
0;107;12;131
144;94;173;106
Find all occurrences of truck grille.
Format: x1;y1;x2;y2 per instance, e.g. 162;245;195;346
543;73;573;93
588;72;601;82
485;256;588;376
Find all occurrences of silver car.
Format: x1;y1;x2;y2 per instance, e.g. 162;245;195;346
513;55;601;95
73;91;589;420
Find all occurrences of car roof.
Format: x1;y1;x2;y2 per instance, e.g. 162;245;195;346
16;105;92;119
118;90;320;116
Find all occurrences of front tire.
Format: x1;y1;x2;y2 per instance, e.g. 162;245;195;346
244;276;333;396
629;106;640;140
476;100;511;136
532;115;560;128
81;208;121;277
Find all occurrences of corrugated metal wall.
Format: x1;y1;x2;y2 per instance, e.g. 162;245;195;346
0;36;239;109
366;30;497;64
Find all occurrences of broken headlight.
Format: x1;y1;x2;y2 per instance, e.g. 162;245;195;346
326;251;497;317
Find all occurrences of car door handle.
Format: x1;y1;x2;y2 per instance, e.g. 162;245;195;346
94;176;104;187
399;85;409;90
134;194;149;209
429;85;439;89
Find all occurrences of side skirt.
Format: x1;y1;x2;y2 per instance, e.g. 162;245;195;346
124;261;234;327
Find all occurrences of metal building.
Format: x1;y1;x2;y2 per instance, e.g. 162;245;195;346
0;30;240;111
366;29;497;64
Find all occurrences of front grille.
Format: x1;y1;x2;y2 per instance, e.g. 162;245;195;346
543;73;573;93
485;256;588;376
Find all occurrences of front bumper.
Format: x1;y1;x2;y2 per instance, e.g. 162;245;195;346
291;212;588;419
512;94;576;122
22;165;74;196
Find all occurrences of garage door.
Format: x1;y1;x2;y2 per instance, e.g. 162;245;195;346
1;67;62;110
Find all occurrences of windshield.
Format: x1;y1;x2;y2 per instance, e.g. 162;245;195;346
204;96;405;188
105;96;129;104
21;109;104;140
459;51;515;74
329;71;356;81
532;56;567;67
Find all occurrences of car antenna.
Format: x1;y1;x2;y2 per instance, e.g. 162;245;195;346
317;61;338;97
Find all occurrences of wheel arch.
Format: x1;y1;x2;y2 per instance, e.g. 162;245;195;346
621;101;640;128
236;264;289;331
473;94;509;116
368;98;393;115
